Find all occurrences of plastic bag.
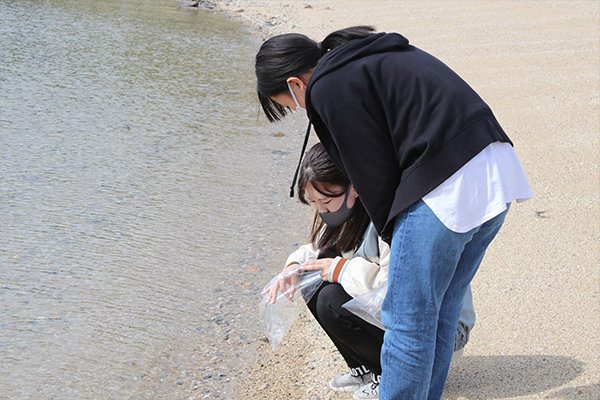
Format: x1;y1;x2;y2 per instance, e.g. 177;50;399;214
342;284;387;331
258;264;323;349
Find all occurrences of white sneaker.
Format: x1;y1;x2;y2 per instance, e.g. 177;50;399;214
329;371;372;392
353;373;380;400
353;380;379;400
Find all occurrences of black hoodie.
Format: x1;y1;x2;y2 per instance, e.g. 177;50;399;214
305;32;511;242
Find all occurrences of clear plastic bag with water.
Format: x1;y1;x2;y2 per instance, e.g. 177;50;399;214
258;264;323;349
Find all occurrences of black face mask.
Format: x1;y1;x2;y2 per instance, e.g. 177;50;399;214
318;187;355;227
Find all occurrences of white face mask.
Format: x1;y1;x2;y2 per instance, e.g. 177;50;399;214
287;82;302;110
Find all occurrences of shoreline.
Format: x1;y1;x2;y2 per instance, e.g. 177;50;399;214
196;1;600;399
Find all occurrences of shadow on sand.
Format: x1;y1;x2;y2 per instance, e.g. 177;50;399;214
443;355;595;399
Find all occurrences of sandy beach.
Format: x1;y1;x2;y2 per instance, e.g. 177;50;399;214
205;1;599;399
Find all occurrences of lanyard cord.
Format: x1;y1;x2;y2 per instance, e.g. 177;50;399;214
289;121;312;198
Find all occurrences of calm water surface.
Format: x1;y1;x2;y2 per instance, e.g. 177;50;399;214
0;0;310;398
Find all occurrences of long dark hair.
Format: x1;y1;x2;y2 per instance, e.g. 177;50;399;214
255;26;375;122
297;142;370;253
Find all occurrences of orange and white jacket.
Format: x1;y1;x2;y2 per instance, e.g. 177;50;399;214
285;223;388;298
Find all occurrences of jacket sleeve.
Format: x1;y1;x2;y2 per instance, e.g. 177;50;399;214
458;285;476;331
327;238;390;298
285;243;319;267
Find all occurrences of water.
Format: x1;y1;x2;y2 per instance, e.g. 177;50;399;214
0;1;311;398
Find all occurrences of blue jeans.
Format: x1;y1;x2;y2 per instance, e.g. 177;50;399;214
380;200;508;399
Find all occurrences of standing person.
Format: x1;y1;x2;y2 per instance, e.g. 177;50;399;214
255;26;532;399
263;143;475;400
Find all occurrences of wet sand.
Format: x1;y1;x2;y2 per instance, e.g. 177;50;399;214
206;1;599;399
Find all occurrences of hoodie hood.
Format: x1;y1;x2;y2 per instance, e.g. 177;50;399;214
307;32;410;100
303;32;410;181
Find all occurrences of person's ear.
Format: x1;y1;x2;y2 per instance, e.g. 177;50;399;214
286;76;306;91
349;185;359;199
286;76;307;109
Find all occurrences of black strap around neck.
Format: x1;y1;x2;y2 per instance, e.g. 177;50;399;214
289;121;312;198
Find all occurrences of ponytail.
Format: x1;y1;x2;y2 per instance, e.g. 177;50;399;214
320;25;375;53
255;26;375;122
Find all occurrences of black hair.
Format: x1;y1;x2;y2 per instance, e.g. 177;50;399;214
297;142;371;253
255;26;375;122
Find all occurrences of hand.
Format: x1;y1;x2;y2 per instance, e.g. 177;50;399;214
300;258;334;281
261;263;301;304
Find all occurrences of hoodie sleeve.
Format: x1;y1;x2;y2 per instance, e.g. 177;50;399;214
327;237;390;298
309;83;403;241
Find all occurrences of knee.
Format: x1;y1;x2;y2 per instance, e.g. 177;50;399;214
314;284;351;331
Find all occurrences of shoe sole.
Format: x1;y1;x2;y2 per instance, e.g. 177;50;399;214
329;382;362;392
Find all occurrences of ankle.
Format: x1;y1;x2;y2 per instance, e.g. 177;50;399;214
350;365;371;377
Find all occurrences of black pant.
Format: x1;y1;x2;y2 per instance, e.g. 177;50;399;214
305;280;384;375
